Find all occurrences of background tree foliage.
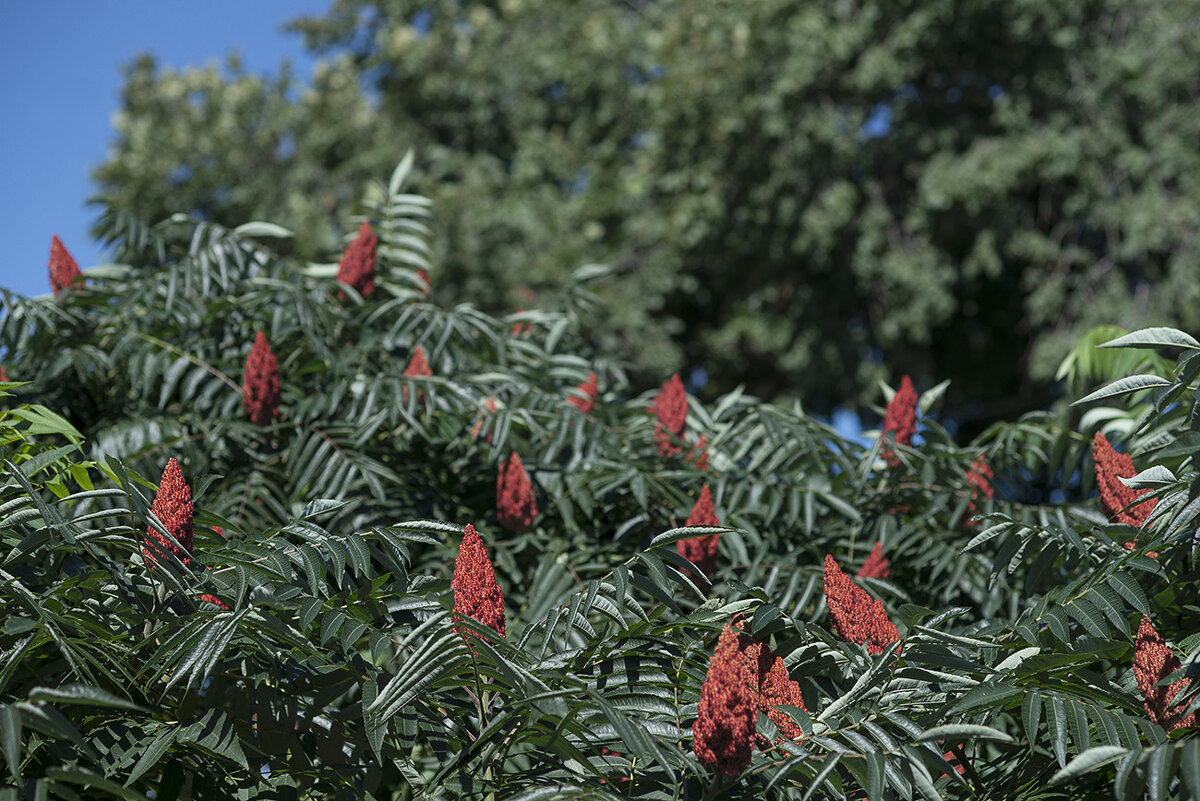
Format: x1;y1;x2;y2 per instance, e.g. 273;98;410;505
95;52;391;262
2;162;1198;799
93;0;1200;431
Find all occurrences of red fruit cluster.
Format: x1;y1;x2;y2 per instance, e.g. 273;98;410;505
824;555;899;655
242;331;281;426
756;652;806;741
881;376;917;467
733;623;807;743
568;371;598;415
678;485;721;577
964;455;994;529
452;524;506;639
143;458;194;569
511;309;532;337
1134;616;1196;731
856;541;889;581
49;235;84;296
336;220;378;298
197;593;231;611
650;374;688;457
942;747;967;777
403;345;432;405
497;452;538;533
1092;431;1157;528
694;623;756;776
405;345;431;378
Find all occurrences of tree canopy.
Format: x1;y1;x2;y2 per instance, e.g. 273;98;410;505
93;0;1200;432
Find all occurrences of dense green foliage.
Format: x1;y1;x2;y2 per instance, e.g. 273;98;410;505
94;0;1200;430
2;164;1198;799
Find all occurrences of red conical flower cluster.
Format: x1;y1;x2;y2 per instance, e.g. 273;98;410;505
416;268;431;298
497;451;538;533
336;220;378;298
1134;616;1196;731
881;376;917;467
567;371;598;415
678;485;721;577
452;524;506;639
824;555;899;655
242;331;281;426
856;541;890;580
756;650;806;741
143;457;194;569
964;455;994;529
651;374;688;457
1093;432;1157;529
732;622;807;743
403;345;432;405
693;623;756;776
49;235;84;296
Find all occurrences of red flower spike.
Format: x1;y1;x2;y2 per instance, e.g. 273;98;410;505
197;593;230;611
650;374;688;457
242;331;281;426
823;555;900;655
678;485;721;577
142;458;194;569
942;747;967;777
0;367;8;383
511;309;532;337
730;621;808;744
688;435;711;472
568;371;598;415
964;455;995;530
336;220;378;298
452;524;506;639
1093;432;1157;528
881;376;917;467
497;452;538;533
856;541;890;580
694;623;756;776
404;345;431;378
758;651;806;741
1134;616;1197;731
403;345;432;405
416;268;431;297
49;235;84;296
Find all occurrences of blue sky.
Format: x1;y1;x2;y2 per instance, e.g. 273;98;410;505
0;1;329;299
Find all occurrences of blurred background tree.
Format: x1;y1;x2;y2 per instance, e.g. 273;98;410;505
92;0;1200;436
